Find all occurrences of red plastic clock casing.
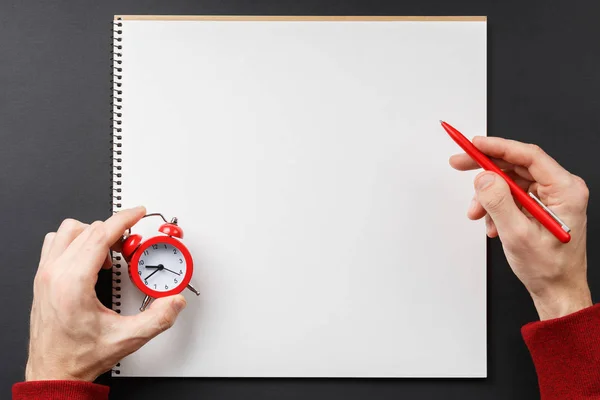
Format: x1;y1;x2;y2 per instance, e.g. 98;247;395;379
129;235;194;298
122;234;143;261
158;223;183;239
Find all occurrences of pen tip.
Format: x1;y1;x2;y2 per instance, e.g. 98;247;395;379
439;120;443;124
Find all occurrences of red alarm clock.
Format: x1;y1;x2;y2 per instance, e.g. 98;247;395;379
121;213;200;311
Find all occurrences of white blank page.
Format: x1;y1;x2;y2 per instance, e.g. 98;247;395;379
114;18;487;377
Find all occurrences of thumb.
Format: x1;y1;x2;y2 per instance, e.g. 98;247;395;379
121;294;187;346
474;172;530;238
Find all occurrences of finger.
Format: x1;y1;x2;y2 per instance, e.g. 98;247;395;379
103;238;126;270
474;172;531;239
110;239;124;253
450;154;535;182
528;181;540;197
62;207;146;274
117;295;186;349
101;207;144;269
467;196;486;220
471;137;571;186
506;171;540;218
102;241;128;270
450;153;513;171
102;252;113;270
504;170;533;192
485;215;498;238
513;165;534;182
46;219;88;263
468;171;532;221
103;207;147;247
103;236;127;270
519;181;541;219
39;232;56;266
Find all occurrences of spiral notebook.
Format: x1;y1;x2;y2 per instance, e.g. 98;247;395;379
111;15;487;378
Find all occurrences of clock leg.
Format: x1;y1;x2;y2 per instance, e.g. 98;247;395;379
140;295;153;311
186;283;200;296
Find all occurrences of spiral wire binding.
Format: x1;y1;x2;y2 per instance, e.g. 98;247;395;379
111;17;124;376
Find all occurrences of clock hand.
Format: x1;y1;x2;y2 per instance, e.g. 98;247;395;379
162;267;181;276
144;265;179;275
143;264;164;280
144;269;160;281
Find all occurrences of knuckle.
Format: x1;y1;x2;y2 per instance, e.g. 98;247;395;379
59;218;81;233
89;221;107;243
482;191;506;213
528;143;545;156
573;176;590;201
35;268;53;286
579;184;590;203
90;220;104;228
571;174;585;184
157;313;175;333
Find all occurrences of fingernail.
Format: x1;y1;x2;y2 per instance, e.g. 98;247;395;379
173;298;186;313
475;173;495;191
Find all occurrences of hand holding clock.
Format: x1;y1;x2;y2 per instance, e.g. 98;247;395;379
26;206;187;382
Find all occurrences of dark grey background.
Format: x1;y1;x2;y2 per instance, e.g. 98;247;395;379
2;0;599;399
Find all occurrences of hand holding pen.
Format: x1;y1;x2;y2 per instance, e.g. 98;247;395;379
446;123;591;321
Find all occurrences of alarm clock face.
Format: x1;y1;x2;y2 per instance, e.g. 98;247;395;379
136;242;187;293
130;236;194;297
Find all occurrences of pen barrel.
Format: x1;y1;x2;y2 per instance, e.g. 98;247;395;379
500;175;570;243
441;121;571;244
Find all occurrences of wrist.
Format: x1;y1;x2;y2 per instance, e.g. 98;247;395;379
531;284;593;321
25;361;95;382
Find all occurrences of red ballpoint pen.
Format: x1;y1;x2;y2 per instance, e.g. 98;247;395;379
440;120;571;244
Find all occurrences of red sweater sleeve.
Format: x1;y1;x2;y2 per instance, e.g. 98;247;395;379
12;381;109;400
522;303;600;399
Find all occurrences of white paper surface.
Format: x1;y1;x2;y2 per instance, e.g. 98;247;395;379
114;19;487;377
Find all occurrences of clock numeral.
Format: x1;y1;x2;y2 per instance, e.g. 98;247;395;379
173;248;177;254
138;260;144;266
152;244;158;250
165;285;169;290
144;250;149;256
174;278;178;284
154;284;157;289
144;279;148;285
179;270;183;275
138;271;142;276
164;244;167;249
179;258;183;264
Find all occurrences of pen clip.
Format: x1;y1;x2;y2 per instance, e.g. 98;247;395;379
528;192;571;233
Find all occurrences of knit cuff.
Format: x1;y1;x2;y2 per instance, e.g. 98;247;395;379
12;380;109;400
522;303;600;400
